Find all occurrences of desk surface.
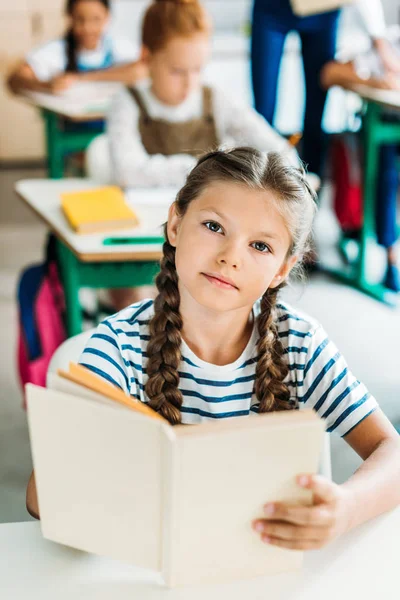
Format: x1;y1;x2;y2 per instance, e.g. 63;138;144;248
16;179;176;262
22;82;123;120
350;83;400;110
2;511;400;599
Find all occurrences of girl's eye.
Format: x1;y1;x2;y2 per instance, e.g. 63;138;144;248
203;221;223;234
252;241;271;253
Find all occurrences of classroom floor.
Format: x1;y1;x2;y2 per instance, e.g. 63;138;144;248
0;167;399;524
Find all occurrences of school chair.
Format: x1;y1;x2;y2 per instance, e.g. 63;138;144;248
47;331;332;479
85;133;113;184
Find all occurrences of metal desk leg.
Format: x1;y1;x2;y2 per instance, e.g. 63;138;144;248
355;102;397;304
323;101;397;306
56;241;83;337
357;103;380;286
42;110;65;180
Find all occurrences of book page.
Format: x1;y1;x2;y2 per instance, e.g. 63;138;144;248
166;413;324;586
26;384;165;571
47;372;125;408
290;0;352;16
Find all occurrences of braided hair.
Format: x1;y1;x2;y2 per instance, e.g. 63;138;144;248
145;148;317;423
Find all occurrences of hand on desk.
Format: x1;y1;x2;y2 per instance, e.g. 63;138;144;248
124;59;149;85
373;38;400;76
50;73;80;94
370;72;400;91
252;474;354;551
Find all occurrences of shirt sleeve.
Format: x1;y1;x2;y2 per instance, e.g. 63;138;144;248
111;38;139;64
299;325;378;437
78;320;134;397
107;87;197;187
26;39;66;81
355;0;386;40
213;87;300;167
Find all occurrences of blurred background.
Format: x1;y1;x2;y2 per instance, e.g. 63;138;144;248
1;0;400;524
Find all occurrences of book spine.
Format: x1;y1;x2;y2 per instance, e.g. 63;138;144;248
160;426;181;588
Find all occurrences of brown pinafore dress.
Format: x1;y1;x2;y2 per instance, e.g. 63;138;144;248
127;86;220;157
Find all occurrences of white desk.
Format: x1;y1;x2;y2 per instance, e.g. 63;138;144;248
351;84;400;111
16;179;175;262
23;82;123;121
2;511;399;599
16;178;176;335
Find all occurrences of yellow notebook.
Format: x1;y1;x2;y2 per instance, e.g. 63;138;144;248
61;186;139;234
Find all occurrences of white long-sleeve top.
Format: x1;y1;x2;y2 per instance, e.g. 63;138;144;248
354;0;386;40
107;80;298;188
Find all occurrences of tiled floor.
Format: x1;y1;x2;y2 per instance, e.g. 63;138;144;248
0;167;399;524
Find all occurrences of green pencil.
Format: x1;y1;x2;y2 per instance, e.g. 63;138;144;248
103;236;165;246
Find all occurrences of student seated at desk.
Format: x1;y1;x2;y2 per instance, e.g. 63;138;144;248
7;0;146;95
96;0;297;188
321;34;400;292
27;147;400;550
93;0;298;309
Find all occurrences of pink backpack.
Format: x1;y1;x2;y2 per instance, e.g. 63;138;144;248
17;236;66;408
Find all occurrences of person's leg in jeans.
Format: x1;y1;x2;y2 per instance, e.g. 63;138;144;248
250;0;290;124
299;11;339;176
376;143;399;291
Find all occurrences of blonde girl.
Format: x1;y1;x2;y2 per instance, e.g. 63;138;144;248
102;0;297;188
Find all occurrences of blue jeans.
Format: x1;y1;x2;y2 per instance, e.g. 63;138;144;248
376;144;398;248
251;0;339;175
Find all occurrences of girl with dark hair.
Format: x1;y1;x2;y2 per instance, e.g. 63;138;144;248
27;147;400;546
8;0;146;95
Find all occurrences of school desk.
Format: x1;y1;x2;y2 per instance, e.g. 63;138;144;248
329;84;400;306
16;178;177;337
1;506;399;599
22;83;122;179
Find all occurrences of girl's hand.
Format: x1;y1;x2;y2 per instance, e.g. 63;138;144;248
121;59;149;85
49;73;80;94
252;475;355;551
373;38;400;75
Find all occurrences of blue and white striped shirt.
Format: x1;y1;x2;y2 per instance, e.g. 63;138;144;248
78;299;378;437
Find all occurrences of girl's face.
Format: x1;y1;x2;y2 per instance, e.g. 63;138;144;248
167;182;298;314
69;1;110;50
143;34;210;106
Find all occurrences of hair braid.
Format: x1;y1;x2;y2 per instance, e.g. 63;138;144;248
145;239;183;424
254;287;292;412
65;28;78;73
144;148;316;422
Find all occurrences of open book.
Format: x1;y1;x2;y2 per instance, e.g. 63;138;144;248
26;365;325;588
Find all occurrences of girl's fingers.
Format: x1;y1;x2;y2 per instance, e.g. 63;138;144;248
261;502;334;526
261;535;326;551
297;474;339;504
253;519;333;543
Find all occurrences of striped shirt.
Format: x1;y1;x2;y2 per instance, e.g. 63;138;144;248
78;299;378;437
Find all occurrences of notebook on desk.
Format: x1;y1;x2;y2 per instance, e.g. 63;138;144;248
26;365;325;588
61;186;139;234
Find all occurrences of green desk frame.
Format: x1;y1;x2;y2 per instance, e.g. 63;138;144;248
41;109;104;179
56;240;160;337
327;100;400;306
